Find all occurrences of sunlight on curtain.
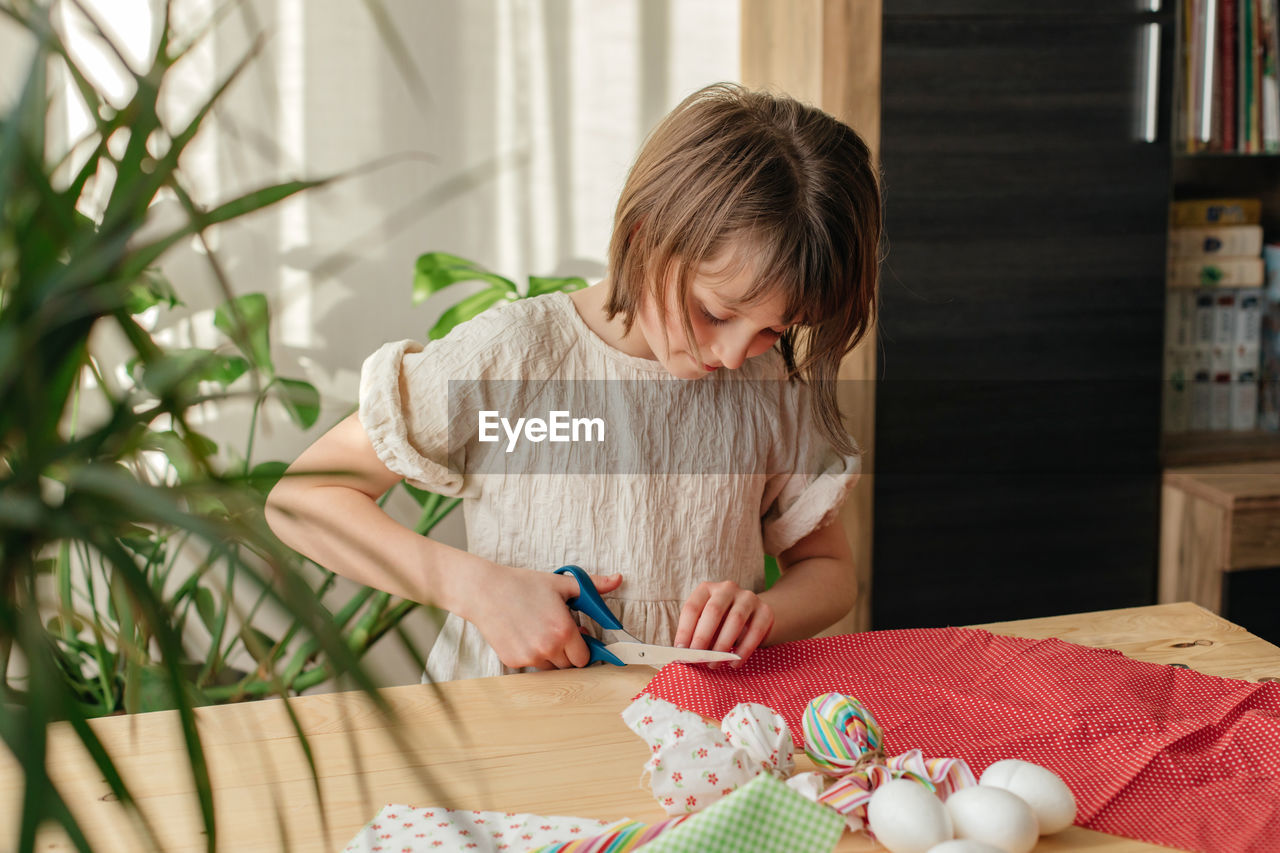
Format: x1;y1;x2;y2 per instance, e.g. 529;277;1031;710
276;0;311;350
57;0;154;221
47;0;740;406
191;0;742;448
43;0;741;688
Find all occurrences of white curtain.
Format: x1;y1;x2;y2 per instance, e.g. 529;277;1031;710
155;0;740;459
48;0;741;687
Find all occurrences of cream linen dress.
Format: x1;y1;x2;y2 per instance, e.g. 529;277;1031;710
358;291;860;682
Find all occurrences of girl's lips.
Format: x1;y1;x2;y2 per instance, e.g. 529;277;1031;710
704;364;720;372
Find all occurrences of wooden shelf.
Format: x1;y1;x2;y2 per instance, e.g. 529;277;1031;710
1171;155;1280;234
1174;152;1280;159
1163;430;1280;467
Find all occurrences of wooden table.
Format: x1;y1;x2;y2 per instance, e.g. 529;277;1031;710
5;602;1280;852
1160;461;1280;613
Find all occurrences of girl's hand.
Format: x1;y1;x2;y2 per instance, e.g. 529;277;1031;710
673;581;774;666
458;562;624;671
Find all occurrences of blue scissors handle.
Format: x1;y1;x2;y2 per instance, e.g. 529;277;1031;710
555;565;627;667
580;636;625;667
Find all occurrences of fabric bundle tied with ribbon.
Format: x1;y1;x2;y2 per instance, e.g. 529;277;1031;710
622;691;977;839
795;692;977;831
621;695;796;815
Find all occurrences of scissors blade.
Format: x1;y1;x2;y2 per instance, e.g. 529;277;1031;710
604;642;740;666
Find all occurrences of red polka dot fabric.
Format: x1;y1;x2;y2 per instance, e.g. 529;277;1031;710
638;628;1280;853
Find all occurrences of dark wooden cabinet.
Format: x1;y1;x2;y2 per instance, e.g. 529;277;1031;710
872;2;1177;627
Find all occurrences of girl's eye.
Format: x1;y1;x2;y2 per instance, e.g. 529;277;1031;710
699;304;729;326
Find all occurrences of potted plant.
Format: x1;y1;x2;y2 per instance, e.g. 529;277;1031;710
0;3;402;848
1;2;605;848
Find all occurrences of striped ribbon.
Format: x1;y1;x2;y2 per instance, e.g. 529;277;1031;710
802;693;885;775
531;814;690;852
800;693;977;830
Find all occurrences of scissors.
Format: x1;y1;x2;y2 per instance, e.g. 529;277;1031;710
555;565;741;667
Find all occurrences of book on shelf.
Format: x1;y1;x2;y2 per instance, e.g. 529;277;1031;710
1244;0;1256;151
1167;288;1264;431
1165;203;1267;433
1170;197;1263;226
1214;289;1238;374
1225;0;1239;151
1181;0;1280;153
1168;223;1265;255
1168;255;1266;287
1263;0;1280;149
1262;244;1280;430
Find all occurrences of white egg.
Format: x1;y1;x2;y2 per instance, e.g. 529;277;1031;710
926;841;1008;853
945;786;1039;853
980;758;1078;835
867;778;954;853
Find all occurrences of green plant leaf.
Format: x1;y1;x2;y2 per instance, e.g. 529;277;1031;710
347;591;391;653
527;274;588;297
124;269;181;314
118;527;164;566
272;377;320;429
247;460;289;498
186;492;231;519
137;665;179;713
1;602;141;852
0;494;44;530
0;6;442;847
46;615;87;636
401;481;438;508
132;348;249;397
413;252;517;303
238;625;277;666
415;496;461;536
123;178;329;280
61;709;156;838
184;430;220;458
135;664;213;713
140;429;219;482
193;587;218;637
428;287;516;340
763;553;780;589
213;293;273;375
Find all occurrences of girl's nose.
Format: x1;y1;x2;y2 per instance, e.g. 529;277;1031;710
713;334;752;370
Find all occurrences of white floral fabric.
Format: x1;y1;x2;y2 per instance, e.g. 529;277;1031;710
342;804;614;852
621;694;796;815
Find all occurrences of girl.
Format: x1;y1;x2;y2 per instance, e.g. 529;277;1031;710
265;83;881;681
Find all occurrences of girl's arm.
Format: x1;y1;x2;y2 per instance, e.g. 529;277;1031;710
673;520;856;664
264;413;621;671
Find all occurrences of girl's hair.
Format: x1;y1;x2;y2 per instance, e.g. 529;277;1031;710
605;83;882;457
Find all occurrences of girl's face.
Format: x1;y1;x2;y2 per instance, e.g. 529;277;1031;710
632;242;792;380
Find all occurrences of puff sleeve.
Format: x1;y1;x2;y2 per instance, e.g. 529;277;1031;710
759;383;861;556
360;339;481;497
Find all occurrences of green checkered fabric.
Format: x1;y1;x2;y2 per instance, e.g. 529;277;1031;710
641;773;844;853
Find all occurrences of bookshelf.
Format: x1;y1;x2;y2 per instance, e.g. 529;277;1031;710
1160;2;1280;646
1165;1;1280;466
738;1;1276;632
1164;427;1280;463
